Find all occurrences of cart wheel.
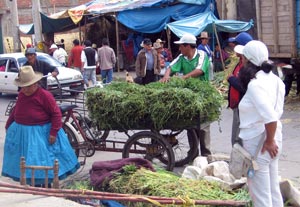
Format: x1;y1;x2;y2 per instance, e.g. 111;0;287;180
159;129;199;167
76;116;110;141
63;124;80;157
81;141;96;157
122;131;175;171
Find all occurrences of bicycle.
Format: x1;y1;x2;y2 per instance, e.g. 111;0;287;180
59;104;96;159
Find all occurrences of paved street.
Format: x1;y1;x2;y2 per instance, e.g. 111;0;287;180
0;73;299;206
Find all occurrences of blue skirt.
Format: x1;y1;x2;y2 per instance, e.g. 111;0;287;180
2;122;80;185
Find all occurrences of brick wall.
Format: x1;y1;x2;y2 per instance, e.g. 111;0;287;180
1;0;91;53
5;0;91;24
17;0;34;8
0;0;5;9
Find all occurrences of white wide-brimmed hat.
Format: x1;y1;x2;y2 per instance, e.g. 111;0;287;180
198;31;210;39
14;66;43;87
153;42;162;49
155;38;165;43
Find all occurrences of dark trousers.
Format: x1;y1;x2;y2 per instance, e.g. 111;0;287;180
142;70;158;85
284;74;300;96
188;125;211;157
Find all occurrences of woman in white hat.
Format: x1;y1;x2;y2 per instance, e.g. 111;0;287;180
238;40;285;207
2;66;79;187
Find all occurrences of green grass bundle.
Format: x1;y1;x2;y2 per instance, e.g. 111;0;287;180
85;78;224;130
106;166;251;206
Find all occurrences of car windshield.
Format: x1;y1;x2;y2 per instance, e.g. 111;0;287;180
18;54;63;67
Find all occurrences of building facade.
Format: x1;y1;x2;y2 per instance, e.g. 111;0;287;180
0;0;88;53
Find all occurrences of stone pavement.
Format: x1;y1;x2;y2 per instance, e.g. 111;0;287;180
0;72;299;206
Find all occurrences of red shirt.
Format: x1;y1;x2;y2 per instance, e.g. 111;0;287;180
68;45;83;68
6;88;62;137
228;61;243;109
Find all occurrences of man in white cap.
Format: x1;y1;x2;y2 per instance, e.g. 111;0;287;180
161;33;209;82
51;43;68;66
161;33;211;157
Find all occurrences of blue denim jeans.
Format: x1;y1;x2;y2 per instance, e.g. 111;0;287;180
101;68;113;84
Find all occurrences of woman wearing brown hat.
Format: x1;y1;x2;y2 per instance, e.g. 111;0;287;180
2;66;79;187
197;31;213;80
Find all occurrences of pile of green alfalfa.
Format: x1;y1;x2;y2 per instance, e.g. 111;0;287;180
104;165;251;207
85;77;224;130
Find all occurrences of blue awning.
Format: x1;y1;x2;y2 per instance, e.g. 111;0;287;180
117;1;215;33
19;0;219;35
166;11;253;37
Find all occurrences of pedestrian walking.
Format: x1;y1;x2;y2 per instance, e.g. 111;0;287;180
68;39;83;71
97;38;116;84
81;40;98;87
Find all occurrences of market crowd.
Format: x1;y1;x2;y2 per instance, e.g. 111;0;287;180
2;31;291;206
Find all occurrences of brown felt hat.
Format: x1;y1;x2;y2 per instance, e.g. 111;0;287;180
198;31;210;39
14;66;43;87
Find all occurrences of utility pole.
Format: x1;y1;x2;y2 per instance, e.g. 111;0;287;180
10;0;21;52
32;0;43;45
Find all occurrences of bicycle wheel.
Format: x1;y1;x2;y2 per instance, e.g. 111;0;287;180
76;116;110;142
159;129;199;167
63;124;80;157
122;131;175;171
81;141;96;157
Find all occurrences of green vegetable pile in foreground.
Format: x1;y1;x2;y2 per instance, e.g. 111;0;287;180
85;78;224;130
106;166;251;207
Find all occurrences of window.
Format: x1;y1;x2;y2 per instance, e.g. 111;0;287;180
0;59;7;72
8;59;18;72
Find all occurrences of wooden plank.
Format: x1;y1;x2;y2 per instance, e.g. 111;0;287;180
289;0;297;57
269;53;292;58
279;45;293;52
261;0;272;7
255;0;262;40
255;0;297;58
272;0;279;53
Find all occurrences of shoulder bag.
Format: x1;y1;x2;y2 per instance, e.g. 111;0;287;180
229;139;262;179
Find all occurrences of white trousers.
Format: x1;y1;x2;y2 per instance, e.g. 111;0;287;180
208;61;214;81
243;133;283;207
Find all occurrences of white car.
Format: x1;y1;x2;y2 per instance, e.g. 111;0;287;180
0;52;84;95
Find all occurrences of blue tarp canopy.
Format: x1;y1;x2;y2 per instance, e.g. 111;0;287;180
116;1;216;33
166;11;253;37
19;0;218;35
